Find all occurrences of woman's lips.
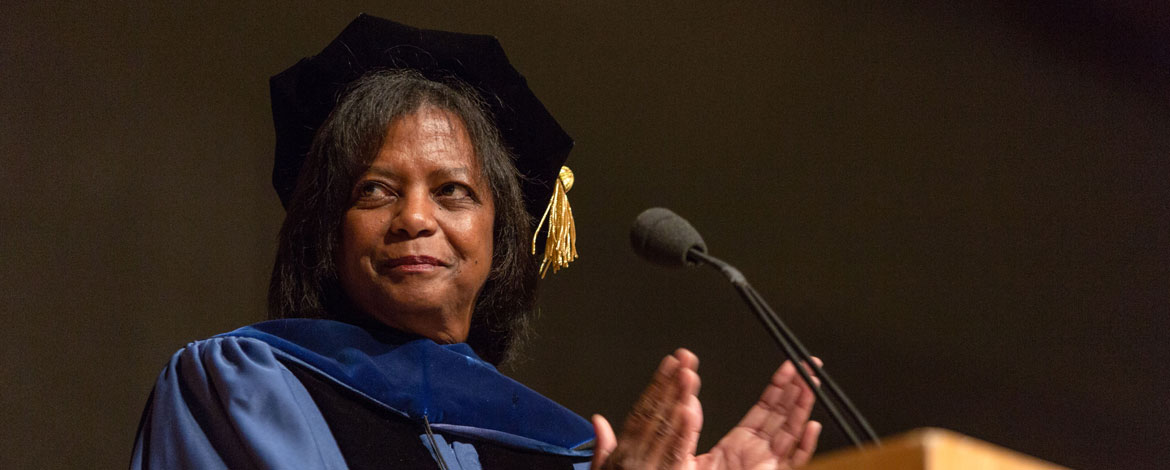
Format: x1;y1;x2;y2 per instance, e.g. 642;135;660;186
380;255;448;274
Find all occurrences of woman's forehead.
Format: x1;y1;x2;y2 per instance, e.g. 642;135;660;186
370;107;482;175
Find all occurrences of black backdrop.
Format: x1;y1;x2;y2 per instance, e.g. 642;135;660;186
3;2;1167;469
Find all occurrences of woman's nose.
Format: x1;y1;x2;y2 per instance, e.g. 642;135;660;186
388;192;438;238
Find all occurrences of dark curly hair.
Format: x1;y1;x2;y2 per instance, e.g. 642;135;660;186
267;69;538;365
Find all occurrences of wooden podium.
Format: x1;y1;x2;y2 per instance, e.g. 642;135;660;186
803;428;1068;470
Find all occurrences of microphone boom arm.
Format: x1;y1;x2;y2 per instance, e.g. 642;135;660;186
686;248;881;448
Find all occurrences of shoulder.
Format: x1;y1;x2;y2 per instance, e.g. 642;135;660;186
133;332;347;469
158;335;287;389
152;334;320;434
160;318;347;385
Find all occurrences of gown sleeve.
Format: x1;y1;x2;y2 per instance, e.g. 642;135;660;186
130;336;348;470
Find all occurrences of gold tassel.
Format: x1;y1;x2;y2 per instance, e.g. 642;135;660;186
532;166;578;278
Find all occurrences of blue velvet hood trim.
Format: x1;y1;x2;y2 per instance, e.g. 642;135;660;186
217;319;594;456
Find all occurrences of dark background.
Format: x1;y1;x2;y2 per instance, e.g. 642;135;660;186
2;2;1167;469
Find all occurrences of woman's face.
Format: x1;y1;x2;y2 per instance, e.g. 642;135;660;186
337;105;494;344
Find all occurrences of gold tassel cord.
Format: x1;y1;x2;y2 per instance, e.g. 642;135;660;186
532;166;578;278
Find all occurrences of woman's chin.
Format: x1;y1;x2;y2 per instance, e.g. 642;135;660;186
365;303;470;344
402;323;468;344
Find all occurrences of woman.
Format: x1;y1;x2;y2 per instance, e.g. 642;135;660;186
132;15;820;470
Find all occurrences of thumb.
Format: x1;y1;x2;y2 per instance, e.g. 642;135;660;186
591;414;617;469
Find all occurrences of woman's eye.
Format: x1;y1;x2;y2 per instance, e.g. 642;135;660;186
355;182;391;201
437;183;474;200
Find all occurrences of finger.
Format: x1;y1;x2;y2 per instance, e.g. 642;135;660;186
624;355;682;448
760;379;802;437
658;365;701;463
770;425;800;458
795;358;821;382
682;356;701;398
773;360;799;388
779;373;817;442
771;365;805;451
652;380;704;470
664;392;697;470
674;348;701;396
789;420;822;466
626;350;702;462
765;383;809;458
638;362;701;469
641;393;687;469
592;414;617;469
676;392;703;463
674;348;699;373
799;357;824;386
804;356;823;370
736;360;795;430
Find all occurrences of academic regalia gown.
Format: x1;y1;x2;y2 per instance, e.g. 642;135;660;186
130;319;595;469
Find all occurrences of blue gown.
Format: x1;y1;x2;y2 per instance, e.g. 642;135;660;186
130;319;595;469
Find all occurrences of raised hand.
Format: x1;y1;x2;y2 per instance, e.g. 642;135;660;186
693;359;822;470
592;349;702;470
592;351;821;470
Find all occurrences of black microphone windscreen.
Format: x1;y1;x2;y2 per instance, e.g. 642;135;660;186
630;208;708;268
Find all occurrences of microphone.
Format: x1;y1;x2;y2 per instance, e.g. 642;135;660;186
630;207;707;267
629;207;881;448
